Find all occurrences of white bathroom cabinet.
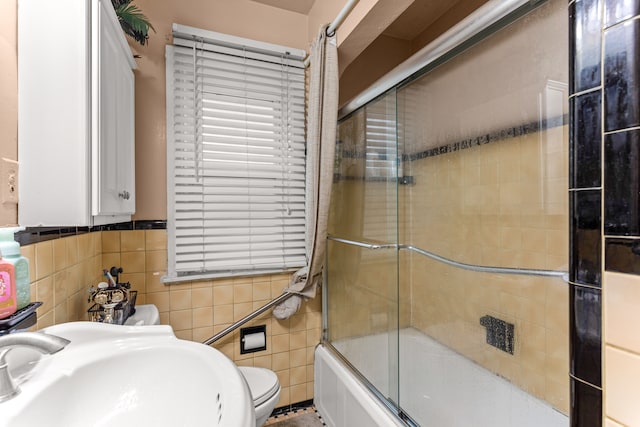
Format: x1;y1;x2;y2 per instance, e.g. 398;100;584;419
18;0;136;226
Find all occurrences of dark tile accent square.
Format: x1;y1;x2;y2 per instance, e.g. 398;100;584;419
604;19;640;131
570;190;602;286
133;220;167;230
479;315;514;354
570;92;602;188
570;285;602;386
604;130;640;234
58;228;78;238
570;379;602;427
76;226;91;234
604;0;640;28
15;227;63;245
100;221;134;231
570;0;603;94
605;238;640;274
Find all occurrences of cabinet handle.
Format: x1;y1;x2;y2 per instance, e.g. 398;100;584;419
118;191;130;200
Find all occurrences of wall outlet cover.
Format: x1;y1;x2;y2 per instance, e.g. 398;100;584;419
1;158;19;205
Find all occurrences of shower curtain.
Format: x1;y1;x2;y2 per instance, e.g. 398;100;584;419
273;24;338;319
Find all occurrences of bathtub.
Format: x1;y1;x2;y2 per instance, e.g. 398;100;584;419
315;328;569;427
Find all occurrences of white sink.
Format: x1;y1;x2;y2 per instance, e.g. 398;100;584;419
0;322;255;427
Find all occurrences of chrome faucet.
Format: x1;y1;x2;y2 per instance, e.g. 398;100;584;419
0;332;70;402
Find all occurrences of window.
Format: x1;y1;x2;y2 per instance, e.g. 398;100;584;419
165;25;306;282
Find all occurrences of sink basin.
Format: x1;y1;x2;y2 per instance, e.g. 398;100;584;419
0;322;255;427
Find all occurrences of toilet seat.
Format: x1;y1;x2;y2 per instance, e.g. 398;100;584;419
238;366;280;407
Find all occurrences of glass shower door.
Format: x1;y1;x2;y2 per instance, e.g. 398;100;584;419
326;89;400;406
396;0;569;425
325;1;569;426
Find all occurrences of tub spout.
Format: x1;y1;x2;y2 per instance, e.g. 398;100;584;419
0;332;70;402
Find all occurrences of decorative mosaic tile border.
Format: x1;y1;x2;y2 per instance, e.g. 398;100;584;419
337;114;567;162
401;114;566;161
265;403;325;426
269;399;314;418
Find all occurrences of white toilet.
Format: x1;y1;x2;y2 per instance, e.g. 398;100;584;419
124;304;160;326
127;305;281;426
238;366;281;426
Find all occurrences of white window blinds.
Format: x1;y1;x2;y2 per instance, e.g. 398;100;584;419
165;25;307;282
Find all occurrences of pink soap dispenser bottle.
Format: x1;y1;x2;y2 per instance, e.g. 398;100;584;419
0;249;17;319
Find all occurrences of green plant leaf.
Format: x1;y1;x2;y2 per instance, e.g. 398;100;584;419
112;0;155;46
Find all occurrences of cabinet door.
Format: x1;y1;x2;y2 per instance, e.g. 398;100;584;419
115;51;136;214
18;0;93;226
94;0;135;216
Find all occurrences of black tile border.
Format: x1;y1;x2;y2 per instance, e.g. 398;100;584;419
604;0;640;28
570;377;603;427
570;284;603;387
603;18;640;132
15;220;167;246
605;237;640;275
570;91;602;189
569;0;607;425
570;190;603;287
569;0;603;95
603;129;640;235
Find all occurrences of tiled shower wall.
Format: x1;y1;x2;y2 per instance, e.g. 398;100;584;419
22;232;104;328
404;128;570;414
570;0;640;425
24;229;321;409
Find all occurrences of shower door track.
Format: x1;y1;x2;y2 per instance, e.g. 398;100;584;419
327;235;567;279
338;0;548;119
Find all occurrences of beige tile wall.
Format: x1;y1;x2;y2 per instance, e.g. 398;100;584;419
407;253;569;413
326;241;399;341
25;229;321;408
404;128;570;414
403;128;568;272
604;271;640;427
24;232;104;328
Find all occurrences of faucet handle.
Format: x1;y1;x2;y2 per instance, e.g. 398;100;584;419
0;350;19;402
